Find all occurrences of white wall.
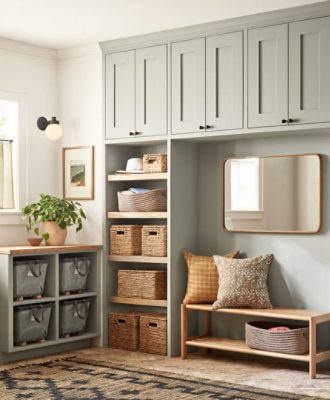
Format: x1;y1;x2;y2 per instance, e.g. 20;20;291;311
0;39;59;245
57;46;103;244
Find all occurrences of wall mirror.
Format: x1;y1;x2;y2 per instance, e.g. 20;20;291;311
223;154;321;233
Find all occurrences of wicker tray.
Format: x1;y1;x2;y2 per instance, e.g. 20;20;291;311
143;154;167;173
108;312;140;351
118;270;167;300
110;225;142;255
118;189;166;212
142;225;167;257
139;313;167;355
246;321;309;355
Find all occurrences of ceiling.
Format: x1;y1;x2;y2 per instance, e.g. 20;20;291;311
0;0;325;50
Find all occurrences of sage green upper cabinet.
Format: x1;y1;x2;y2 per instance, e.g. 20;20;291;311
106;51;135;139
136;45;167;135
289;16;330;125
171;38;205;134
248;24;288;128
206;31;243;131
106;45;167;139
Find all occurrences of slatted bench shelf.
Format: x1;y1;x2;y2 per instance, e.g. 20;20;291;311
181;304;330;379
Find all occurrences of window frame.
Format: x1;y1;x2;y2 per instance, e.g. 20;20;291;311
0;91;27;225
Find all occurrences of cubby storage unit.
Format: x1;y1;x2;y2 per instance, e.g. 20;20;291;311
0;245;102;355
102;1;330;371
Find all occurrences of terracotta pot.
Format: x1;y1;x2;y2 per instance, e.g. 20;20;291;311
27;238;43;247
43;221;67;246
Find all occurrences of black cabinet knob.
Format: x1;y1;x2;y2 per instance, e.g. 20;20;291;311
206;125;213;129
199;125;205;130
129;131;135;136
135;131;142;135
281;119;288;124
288;118;294;123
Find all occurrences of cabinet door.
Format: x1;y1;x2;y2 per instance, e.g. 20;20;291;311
105;51;135;139
206;31;243;131
171;38;205;134
248;24;288;128
289;16;330;124
136;45;167;136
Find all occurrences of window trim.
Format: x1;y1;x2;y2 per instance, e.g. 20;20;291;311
0;91;27;225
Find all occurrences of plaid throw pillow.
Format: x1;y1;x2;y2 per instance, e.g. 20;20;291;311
182;251;240;304
212;254;273;309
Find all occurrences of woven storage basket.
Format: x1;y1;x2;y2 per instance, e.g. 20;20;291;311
142;225;167;257
118;270;167;300
117;189;166;212
139;313;167;355
246;321;309;355
110;225;142;255
108;312;140;351
143;154;167;173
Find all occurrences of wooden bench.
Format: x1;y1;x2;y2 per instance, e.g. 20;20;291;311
181;304;330;378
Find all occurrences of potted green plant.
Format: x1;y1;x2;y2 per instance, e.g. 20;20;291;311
22;194;86;246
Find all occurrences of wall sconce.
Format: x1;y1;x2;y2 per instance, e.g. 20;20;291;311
37;116;62;140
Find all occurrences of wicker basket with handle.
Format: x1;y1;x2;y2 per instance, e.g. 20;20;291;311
118;270;167;300
108;312;140;351
143;154;167;173
142;225;167;257
139;313;167;355
110;225;142;255
117;189;166;212
245;321;309;355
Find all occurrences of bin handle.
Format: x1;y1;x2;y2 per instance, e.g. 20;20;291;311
28;261;42;278
74;302;89;320
148;322;158;328
32;307;45;323
73;259;88;277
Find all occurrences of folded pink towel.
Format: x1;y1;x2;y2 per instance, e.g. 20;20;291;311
268;326;290;332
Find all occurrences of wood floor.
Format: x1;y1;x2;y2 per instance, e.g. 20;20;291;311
1;348;330;398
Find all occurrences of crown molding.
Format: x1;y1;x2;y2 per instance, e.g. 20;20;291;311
57;44;101;60
0;37;57;59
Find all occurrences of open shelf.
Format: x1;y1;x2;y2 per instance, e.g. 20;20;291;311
110;296;167;307
108;172;168;181
58;292;97;301
108;211;167;219
58;332;98;344
185;336;310;362
12;340;58;353
108;255;167;263
13;297;56;306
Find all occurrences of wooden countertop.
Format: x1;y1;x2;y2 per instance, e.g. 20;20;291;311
0;244;103;255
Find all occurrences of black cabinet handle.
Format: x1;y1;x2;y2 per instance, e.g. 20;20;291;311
206;125;213;129
199;125;205;130
135;131;142;135
288;118;294;123
129;132;135;136
281;119;288;124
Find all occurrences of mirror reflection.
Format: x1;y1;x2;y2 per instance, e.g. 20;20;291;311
223;154;321;233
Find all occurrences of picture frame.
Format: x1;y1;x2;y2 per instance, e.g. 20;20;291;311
62;146;94;200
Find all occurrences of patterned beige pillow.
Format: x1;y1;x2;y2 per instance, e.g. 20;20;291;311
212;254;273;310
182;251;240;304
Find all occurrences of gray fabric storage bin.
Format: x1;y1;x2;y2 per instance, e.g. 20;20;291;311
59;257;90;294
60;298;91;336
13;260;48;299
14;303;52;344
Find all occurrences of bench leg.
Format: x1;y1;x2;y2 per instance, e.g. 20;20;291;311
200;311;211;355
309;318;317;379
181;304;188;359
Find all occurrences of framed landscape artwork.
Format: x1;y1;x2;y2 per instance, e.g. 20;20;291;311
63;146;94;200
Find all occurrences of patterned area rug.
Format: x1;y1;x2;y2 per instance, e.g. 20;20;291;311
0;356;322;399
